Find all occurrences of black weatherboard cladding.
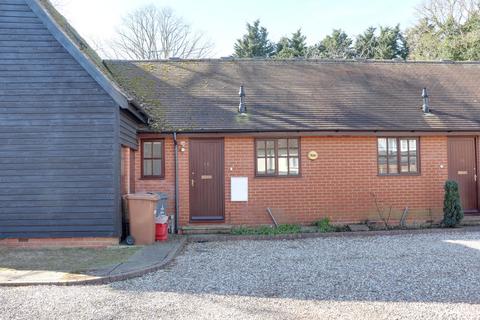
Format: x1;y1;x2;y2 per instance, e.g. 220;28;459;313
120;110;139;150
0;0;120;238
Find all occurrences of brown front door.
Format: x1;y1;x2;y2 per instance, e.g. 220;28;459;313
448;137;478;212
189;139;225;221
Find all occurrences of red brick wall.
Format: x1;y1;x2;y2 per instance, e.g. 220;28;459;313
134;135;452;227
224;136;448;225
133;138;179;219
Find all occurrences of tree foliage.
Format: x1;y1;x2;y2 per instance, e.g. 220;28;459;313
230;1;480;62
407;0;480;60
355;27;378;58
443;180;464;227
307;29;354;59
376;25;409;59
275;29;307;58
112;6;212;60
355;25;408;59
234;20;275;58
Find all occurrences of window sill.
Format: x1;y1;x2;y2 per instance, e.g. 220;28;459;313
140;176;165;180
255;175;302;179
377;173;421;177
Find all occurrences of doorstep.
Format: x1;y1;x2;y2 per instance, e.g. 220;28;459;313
462;215;480;226
0;236;187;287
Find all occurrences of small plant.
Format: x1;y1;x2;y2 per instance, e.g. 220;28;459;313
314;217;334;233
371;192;393;229
231;224;301;235
443;180;464;227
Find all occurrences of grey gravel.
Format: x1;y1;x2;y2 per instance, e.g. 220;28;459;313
1;231;480;320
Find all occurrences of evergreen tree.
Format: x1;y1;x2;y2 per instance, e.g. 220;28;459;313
233;20;275;58
375;25;408;59
355;27;378;59
275;29;307;58
308;29;353;59
443;180;464;227
354;25;408;59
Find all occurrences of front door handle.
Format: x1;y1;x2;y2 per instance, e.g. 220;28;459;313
191;179;195;187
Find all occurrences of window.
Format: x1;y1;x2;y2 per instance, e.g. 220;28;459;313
141;140;164;178
256;138;300;176
378;137;419;175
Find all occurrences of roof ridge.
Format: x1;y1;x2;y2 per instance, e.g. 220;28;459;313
104;58;480;65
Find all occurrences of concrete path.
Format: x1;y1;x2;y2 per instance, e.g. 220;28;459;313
0;237;186;286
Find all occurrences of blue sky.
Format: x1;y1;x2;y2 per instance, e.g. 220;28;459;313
57;0;421;58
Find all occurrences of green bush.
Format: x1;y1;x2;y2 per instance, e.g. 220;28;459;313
314;217;334;233
231;224;301;235
443;180;464;227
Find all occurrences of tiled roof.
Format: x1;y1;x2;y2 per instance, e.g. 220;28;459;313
105;59;480;133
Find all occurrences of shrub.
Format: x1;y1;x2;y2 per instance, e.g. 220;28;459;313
443;180;464;227
231;224;301;235
314;217;334;233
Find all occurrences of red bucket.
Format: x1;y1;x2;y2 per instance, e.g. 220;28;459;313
155;223;168;241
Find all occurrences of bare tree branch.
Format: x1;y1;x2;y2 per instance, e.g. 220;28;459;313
111;6;213;60
416;0;480;26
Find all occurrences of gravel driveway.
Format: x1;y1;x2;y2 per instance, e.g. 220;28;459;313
1;231;480;320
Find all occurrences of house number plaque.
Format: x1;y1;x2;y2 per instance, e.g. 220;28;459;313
307;151;318;160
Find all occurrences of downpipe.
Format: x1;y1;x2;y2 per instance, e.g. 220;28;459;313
173;132;179;234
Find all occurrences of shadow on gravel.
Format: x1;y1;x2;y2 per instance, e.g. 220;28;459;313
108;232;480;304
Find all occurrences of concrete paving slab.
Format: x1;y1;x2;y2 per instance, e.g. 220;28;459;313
0;237;186;286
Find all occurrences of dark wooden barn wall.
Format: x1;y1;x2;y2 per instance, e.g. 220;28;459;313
0;0;120;238
120;110;139;150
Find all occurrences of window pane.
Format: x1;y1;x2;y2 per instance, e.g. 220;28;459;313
387;138;397;155
143;160;152;176
288;139;298;148
400;156;409;173
278;157;288;175
278;139;288;149
409;139;417;152
143;142;152;158
257;158;266;174
378;156;388;174
378;138;387;156
256;141;266;157
267;157;275;174
387;138;398;174
152;142;162;158
289;157;299;175
152;159;162;176
266;141;275;157
409;139;417;158
278;139;288;157
289;147;298;157
410;156;418;173
388;158;398;174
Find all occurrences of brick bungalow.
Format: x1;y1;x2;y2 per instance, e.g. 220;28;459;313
1;0;480;245
107;60;480;233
